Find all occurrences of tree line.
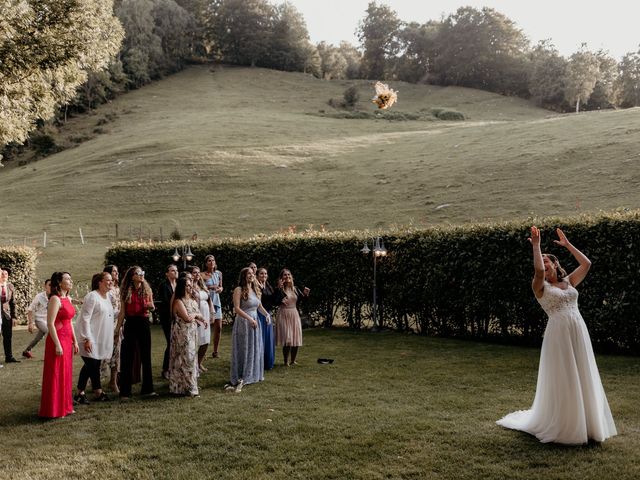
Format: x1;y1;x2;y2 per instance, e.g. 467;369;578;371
2;0;640;157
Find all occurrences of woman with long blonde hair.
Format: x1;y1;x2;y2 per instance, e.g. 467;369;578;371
274;269;309;366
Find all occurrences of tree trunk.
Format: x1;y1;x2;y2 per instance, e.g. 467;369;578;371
575;98;580;113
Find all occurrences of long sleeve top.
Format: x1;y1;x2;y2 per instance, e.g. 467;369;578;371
77;291;114;360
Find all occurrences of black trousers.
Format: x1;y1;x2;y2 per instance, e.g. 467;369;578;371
161;320;171;372
1;314;13;360
119;316;154;396
78;356;102;391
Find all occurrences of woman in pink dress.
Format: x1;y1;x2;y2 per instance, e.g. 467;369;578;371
39;272;79;418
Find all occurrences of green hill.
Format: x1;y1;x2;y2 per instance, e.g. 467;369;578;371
1;65;640;282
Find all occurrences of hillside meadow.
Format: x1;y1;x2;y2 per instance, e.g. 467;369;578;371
1;65;640;283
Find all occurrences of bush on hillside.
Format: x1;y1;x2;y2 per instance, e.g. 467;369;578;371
105;211;640;354
343;85;359;110
431;108;465;121
0;246;38;323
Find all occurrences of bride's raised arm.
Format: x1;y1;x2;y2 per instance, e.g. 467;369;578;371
553;228;591;287
530;226;545;298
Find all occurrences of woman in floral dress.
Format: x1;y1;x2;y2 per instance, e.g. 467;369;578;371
169;276;203;397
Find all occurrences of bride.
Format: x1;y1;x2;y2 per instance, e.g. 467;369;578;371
497;226;617;444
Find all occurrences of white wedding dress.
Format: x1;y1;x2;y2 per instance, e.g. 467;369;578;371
497;280;617;444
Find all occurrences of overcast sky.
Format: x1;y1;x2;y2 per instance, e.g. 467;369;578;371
284;0;640;60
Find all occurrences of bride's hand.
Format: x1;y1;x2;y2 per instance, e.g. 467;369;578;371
553;228;571;248
528;226;541;246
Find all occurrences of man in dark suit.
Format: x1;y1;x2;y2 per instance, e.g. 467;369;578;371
1;268;20;363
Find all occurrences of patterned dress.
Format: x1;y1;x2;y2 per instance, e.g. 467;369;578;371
169;297;199;396
230;290;264;386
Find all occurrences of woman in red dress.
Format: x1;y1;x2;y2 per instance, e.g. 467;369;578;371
39;272;79;418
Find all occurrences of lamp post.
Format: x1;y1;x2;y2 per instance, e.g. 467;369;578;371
172;245;194;270
361;236;387;330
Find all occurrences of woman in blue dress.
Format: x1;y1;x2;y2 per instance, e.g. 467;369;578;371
226;267;271;393
202;255;223;358
256;267;276;370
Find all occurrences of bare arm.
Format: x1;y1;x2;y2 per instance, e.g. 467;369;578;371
78;293;95;353
173;299;195;323
114;306;125;340
46;296;63;355
530;226;545;299
233;288;257;329
554;228;591;287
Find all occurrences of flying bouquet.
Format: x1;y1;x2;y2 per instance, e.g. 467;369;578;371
371;81;398;109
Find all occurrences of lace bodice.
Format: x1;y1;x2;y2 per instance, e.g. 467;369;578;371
537;281;580;317
240;290;260;315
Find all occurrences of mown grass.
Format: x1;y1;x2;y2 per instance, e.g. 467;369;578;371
1;327;638;479
2;65;640;283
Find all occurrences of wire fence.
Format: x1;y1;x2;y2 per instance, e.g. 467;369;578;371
0;223;200;248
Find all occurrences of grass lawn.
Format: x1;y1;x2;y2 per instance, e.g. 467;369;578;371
1;327;638;479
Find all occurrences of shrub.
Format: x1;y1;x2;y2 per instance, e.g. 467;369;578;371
169;227;182;241
105;211;640;354
432;108;465;121
343;85;359;110
30;132;59;155
0;246;38;323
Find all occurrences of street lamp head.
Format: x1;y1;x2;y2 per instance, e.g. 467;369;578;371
185;245;194;262
360;241;371;255
379;239;387;256
172;248;180;262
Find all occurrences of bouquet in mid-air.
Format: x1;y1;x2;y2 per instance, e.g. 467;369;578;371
371;81;398;109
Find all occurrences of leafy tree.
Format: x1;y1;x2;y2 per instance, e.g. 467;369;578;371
357;1;402;79
116;0;164;87
584;50;617;110
317;42;348;80
393;20;440;83
564;46;600;113
338;41;362;79
528;40;568;110
430;7;530;95
0;0;124;147
206;0;274;67
269;2;314;72
615;49;640;108
152;0;194;73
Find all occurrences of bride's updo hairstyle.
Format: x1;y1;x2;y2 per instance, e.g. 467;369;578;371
542;254;567;280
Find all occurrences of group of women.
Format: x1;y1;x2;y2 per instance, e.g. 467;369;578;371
38;257;309;417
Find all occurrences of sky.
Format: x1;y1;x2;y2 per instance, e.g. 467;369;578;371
284;0;640;60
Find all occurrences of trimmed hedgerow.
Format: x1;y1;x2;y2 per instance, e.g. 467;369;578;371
105;211;640;354
0;246;38;322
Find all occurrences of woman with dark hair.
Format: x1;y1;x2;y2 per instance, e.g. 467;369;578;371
202;255;223;358
115;266;156;400
256;267;276;370
103;265;121;393
226;267;270;392
39;272;79;418
169;276;202;397
158;264;178;380
74;272;114;404
274;269;309;366
497;227;617;444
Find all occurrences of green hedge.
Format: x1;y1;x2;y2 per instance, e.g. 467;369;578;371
105;211;640;354
0;246;38;323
